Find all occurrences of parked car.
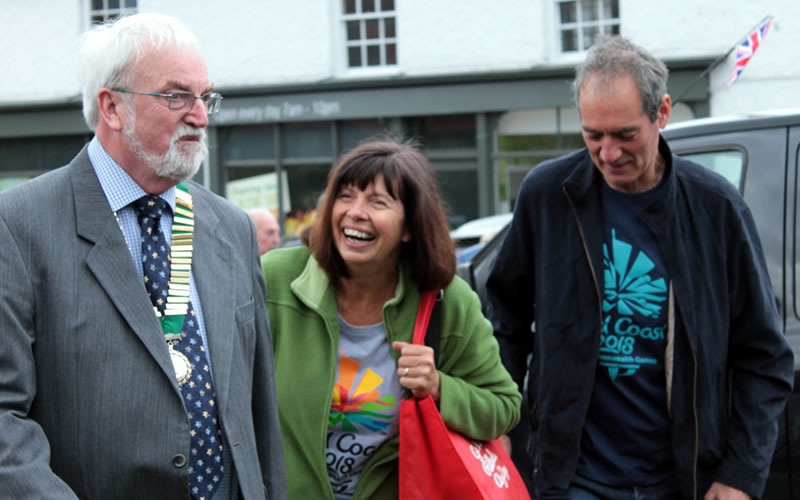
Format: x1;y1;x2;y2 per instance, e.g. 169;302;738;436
458;109;800;499
451;212;513;248
451;212;512;268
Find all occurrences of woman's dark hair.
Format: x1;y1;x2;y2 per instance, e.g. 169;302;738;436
309;138;456;291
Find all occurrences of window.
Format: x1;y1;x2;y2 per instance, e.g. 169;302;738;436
404;114;479;227
343;0;397;68
408;115;476;150
221;123;335;237
338;119;394;151
90;0;137;25
436;163;480;229
495;108;584;211
557;0;620;52
0;135;91;175
223;125;276;162
679;150;745;190
218;115;486;237
498;133;584;209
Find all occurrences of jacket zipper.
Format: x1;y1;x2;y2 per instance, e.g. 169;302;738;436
564;188;604;463
675;301;699;499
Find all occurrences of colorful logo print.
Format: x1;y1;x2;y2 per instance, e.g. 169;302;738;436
329;353;397;432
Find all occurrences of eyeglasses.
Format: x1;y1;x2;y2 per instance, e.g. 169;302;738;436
111;88;223;114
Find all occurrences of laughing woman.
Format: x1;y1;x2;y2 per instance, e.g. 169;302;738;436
262;138;521;499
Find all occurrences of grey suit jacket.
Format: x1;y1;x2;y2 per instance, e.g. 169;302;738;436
0;146;287;499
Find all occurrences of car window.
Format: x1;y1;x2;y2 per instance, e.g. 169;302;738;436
679;149;744;190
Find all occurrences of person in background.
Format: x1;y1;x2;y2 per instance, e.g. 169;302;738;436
262;138;521;499
248;208;282;255
0;13;286;499
487;35;793;500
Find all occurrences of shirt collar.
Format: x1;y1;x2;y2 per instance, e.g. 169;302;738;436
88;136;177;213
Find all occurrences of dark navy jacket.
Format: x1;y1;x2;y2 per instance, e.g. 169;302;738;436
487;137;794;499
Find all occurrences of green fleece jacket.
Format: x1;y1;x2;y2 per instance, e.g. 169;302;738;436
262;245;521;499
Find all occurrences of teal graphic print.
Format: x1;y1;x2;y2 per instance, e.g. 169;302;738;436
601;229;667;381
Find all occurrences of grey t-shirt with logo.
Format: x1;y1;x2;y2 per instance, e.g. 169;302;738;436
327;316;404;498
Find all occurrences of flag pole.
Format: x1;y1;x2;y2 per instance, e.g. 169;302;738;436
672;14;772;105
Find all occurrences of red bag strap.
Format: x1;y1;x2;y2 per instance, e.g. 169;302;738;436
412;290;438;345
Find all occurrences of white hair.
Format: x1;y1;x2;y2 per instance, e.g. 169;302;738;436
79;13;200;130
248;208;278;219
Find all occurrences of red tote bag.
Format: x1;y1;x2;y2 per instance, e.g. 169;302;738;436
398;290;530;500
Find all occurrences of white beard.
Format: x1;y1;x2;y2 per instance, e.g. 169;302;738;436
123;115;207;182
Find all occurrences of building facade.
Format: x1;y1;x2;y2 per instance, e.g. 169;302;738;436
2;0;798;233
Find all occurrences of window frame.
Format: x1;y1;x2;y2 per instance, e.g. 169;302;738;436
556;0;620;53
88;0;137;25
341;0;398;70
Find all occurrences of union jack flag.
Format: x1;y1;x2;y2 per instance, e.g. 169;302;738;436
727;16;772;87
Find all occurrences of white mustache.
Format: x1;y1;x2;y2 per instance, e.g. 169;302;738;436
173;127;207;143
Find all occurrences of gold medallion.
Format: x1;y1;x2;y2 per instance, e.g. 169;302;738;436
169;343;192;386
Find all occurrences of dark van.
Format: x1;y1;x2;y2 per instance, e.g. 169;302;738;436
458;109;800;499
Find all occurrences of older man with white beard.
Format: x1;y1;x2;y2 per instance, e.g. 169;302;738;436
0;13;287;500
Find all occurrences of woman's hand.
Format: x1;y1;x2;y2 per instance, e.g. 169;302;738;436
392;341;441;401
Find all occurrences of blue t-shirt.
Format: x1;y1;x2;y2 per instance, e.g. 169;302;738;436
576;181;673;487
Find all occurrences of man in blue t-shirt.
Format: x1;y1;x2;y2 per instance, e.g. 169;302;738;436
487;35;793;500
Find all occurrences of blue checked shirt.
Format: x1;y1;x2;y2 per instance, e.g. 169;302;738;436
88;137;232;499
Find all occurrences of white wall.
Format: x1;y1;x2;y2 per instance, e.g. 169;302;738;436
147;0;336;87
706;6;800;115
622;0;800;116
1;1;83;102
1;0;798;117
397;0;546;74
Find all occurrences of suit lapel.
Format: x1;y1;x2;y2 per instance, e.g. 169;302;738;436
71;150;178;387
190;189;235;413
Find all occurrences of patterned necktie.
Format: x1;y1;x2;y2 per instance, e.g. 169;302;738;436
133;195;224;500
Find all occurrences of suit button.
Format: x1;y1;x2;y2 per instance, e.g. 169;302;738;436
173;454;187;468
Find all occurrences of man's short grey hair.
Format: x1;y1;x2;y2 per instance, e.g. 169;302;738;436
79;13;200;131
572;35;669;123
247;208;278;221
